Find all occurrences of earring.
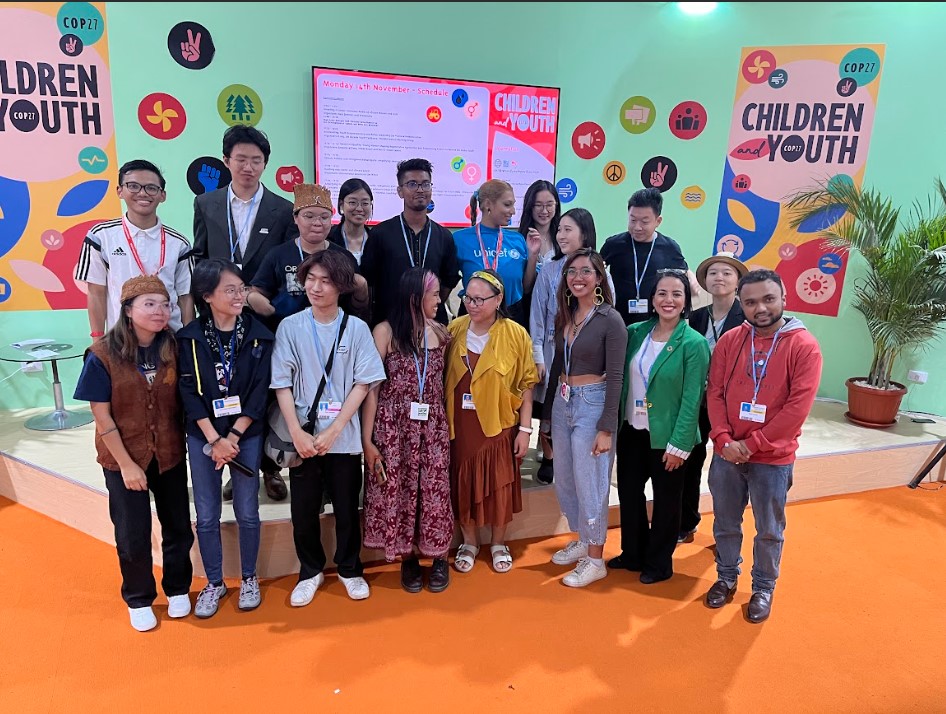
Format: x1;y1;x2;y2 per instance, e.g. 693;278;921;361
565;288;573;303
593;286;604;306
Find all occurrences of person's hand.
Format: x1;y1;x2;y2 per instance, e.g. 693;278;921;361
662;451;685;471
720;440;751;464
248;292;276;317
514;430;531;459
211;438;240;469
363;440;383;474
592;431;612;457
536;363;546;383
292;430;319;459
120;462;148;491
526;227;542;257
313;424;341;455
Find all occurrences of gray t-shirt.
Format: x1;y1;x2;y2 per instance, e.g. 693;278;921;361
271;308;385;454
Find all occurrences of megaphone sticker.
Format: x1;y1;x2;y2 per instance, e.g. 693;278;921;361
571;121;605;159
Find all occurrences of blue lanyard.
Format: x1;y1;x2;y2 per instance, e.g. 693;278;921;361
750;326;783;404
214;329;237;390
308;309;342;394
414;329;429;401
637;328;658;395
632;237;657;299
563;308;595;377
227;186;258;262
296;238;307;264
399;215;431;268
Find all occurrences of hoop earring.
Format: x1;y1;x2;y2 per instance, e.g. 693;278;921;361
565;288;573;302
593;286;604;306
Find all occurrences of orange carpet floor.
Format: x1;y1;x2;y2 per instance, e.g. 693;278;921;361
1;485;944;713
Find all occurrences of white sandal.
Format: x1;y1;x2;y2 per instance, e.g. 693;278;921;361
490;544;513;573
454;544;479;573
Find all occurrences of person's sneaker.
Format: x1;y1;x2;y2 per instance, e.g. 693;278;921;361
194;582;227;619
222;477;234;501
677;528;697;544
238;576;261;611
339;575;370;601
563;557;608;588
167;594;191;618
290;573;324;607
536;458;554;485
128;606;157;632
551;539;588;566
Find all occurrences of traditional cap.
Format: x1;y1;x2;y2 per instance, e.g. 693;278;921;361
120;275;169;303
695;251;748;290
293;183;333;213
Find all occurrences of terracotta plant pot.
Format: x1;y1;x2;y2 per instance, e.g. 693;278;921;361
844;377;908;428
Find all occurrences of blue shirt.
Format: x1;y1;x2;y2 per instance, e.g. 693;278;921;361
453;224;529;307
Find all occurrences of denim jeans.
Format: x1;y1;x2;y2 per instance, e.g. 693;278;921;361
551;382;615;546
708;454;793;593
187;434;262;583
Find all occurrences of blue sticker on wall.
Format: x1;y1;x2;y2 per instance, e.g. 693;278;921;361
556;178;578;204
57;179;109;217
818;253;843;275
451;89;469;108
0;277;11;303
56;2;104;45
0;176;30;260
78;147;108;175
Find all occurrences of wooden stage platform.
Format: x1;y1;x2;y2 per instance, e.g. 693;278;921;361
2;400;944;578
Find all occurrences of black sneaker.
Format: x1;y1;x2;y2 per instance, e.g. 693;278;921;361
536;458;554;484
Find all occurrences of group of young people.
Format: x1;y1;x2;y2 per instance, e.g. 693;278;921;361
72;124;822;633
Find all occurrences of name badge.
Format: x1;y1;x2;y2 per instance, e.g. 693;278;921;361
628;299;649;314
739;401;767;423
318;400;343;420
212;395;242;417
336;344;349;354
633;399;648;417
560;382;571;402
462;393;476;410
410;401;430;421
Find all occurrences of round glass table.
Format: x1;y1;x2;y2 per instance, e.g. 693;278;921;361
0;339;94;431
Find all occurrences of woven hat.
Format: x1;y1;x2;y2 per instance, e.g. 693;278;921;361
293;183;333;213
695;251;748;290
120;275;169;303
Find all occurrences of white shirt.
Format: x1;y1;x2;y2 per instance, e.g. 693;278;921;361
74;215;193;331
626;339;665;430
229;183;265;258
466;329;490;354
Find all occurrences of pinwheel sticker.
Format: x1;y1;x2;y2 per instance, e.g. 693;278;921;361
742;50;776;84
138;93;187;139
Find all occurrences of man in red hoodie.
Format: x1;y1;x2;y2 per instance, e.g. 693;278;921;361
703;269;822;623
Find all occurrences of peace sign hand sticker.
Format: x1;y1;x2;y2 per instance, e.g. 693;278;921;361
650;162;669;187
640;156;678;193
181;29;201;62
168;22;215;70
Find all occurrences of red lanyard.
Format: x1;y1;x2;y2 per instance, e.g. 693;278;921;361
122;218;166;276
475;223;503;271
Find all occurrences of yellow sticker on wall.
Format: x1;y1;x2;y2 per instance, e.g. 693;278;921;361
680;185;706;210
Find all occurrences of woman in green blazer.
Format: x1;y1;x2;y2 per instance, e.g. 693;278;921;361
610;269;710;584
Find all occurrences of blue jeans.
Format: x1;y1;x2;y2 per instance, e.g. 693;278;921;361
187;434;262;583
708;454;793;593
551;382;615;546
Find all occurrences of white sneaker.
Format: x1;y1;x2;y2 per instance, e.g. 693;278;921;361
128;606;157;632
239;576;261;611
563;557;608;588
195;582;227;619
551;539;588;565
291;573;324;607
167;594;191;618
338;575;370;601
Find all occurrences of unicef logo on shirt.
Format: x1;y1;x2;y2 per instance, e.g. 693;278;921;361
508;249;521;260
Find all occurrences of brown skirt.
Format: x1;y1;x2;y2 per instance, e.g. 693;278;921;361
450;355;522;527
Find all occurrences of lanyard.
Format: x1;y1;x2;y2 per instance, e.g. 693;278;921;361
749;325;784;404
227;186;258;261
637;328;658;395
709;315;724;344
214;328;237;390
342;225;366;254
122;219;165;276
399;215;431;268
309;309;343;394
296;238;309;264
564;308;595;377
475;223;503;271
632;237;657;299
414;329;429;401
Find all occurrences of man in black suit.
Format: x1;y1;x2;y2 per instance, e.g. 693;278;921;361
192;124;297;502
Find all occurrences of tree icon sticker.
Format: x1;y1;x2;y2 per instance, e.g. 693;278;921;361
217;84;263;127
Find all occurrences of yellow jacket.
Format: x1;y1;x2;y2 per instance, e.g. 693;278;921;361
445;316;539;439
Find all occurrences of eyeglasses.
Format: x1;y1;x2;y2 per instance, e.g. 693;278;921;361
122;182;163;196
218;285;249;297
401;181;433;192
534;202;557;212
462;293;497;308
298;212;332;223
343;199;372;209
229;156;265;168
565;267;596;278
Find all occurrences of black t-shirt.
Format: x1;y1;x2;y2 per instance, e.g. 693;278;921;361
250;240;358;328
327;223;372;258
359;213;460;326
600;231;688;325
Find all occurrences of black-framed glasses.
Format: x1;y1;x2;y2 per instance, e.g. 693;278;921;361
401;180;433;192
123;181;163;196
462;293;497;308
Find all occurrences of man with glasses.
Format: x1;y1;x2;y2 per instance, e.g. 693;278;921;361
75;159;195;335
193;125;299;502
359;158;460;326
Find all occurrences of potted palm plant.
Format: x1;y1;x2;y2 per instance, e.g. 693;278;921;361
787;178;946;427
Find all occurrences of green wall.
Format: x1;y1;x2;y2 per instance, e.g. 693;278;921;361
2;1;944;416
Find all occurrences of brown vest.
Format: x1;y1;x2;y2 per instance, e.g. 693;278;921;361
89;341;185;473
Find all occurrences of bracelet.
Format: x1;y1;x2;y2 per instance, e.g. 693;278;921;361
518;425;533;434
229;427;244;437
90;331;104;338
99;426;118;437
209;436;223;448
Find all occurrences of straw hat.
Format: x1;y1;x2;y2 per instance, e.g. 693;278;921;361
120;275;169;303
293;183;333;213
695;251;748;290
